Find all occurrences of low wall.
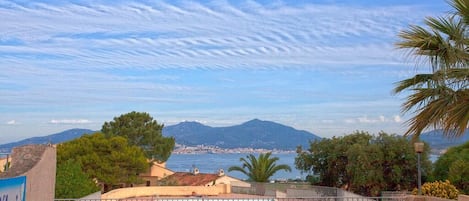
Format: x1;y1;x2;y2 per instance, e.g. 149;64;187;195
406;195;454;201
459;195;469;201
80;191;102;200
102;184;230;199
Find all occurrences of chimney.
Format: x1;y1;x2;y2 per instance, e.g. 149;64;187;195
192;167;199;175
218;169;225;176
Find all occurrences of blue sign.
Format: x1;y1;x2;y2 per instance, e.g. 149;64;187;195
0;176;26;201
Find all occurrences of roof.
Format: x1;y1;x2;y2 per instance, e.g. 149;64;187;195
0;144;48;178
163;172;221;186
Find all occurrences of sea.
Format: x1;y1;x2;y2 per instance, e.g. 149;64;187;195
166;153;305;180
165;153;441;181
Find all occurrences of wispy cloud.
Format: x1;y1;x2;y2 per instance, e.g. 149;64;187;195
393;115;402;123
0;1;437;71
345;115;403;124
49;119;92;124
0;0;449;140
6;120;18;125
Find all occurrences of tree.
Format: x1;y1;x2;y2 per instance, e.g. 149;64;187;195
102;111;175;162
433;141;469;194
228;152;291;182
295;131;432;196
55;160;101;199
395;0;469;138
57;132;148;192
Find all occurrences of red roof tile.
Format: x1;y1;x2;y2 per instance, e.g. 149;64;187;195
163;172;221;186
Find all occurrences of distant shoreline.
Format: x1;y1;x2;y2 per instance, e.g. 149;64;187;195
172;144;296;154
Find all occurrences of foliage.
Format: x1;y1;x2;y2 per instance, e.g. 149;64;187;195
102;111;175;162
433;141;469;194
228;152;291;182
295;131;432;196
412;180;459;199
394;0;469;138
57;132;148;192
55;160;100;199
3;161;10;172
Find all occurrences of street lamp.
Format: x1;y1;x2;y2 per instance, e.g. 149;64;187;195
414;142;424;195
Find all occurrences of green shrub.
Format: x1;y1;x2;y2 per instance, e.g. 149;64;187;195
412;180;459;199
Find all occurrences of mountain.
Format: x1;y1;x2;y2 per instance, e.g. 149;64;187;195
0;128;95;153
3;121;466;153
419;129;469;151
162;119;322;150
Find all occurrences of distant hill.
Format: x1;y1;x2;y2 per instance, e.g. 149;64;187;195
419;129;469;151
0;128;95;153
2;122;467;153
162;119;322;150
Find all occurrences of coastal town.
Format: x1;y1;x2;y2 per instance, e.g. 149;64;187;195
172;144;296;154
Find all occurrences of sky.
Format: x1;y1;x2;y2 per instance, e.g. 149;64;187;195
0;0;451;143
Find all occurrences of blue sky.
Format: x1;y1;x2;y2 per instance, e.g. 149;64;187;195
0;0;450;143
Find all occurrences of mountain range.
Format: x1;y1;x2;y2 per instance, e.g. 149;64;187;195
0;119;320;152
0;128;95;153
0;119;468;153
418;129;469;151
163;119;321;150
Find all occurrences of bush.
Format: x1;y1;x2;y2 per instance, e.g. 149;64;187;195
412;180;459;199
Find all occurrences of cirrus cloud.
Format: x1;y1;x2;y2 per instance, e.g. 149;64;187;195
49;119;92;124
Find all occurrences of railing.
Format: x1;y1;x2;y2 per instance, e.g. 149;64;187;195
55;198;276;201
54;197;407;201
277;197;407;201
231;183;338;197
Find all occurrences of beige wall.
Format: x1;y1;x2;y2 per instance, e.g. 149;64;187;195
139;162;175;186
102;184;231;199
459;195;469;201
148;163;175;178
406;195;455;201
210;175;248;188
24;145;56;201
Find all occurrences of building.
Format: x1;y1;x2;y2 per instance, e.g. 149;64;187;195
159;168;249;187
138;161;175;186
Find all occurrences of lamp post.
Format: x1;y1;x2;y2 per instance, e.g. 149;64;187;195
414;142;424;195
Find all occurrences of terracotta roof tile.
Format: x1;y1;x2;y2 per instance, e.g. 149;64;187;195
163;172;221;186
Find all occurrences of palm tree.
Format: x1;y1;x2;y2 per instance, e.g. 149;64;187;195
394;0;469;138
228;152;291;182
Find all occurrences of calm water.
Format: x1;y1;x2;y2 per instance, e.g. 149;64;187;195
165;153;305;180
165;153;441;181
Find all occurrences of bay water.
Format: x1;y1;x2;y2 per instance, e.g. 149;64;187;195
165;153;441;181
165;153;305;180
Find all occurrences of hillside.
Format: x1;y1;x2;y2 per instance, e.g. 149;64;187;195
0;119;320;152
0;128;95;153
2;121;468;153
162;119;322;150
419;129;469;152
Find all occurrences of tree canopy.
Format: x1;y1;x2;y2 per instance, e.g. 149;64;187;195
55;159;101;199
228;152;291;182
101;111;175;162
433;141;469;194
395;0;469;138
56;132;149;192
295;131;432;196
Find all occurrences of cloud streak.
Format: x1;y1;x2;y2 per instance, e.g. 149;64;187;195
0;0;449;140
0;1;437;70
49;119;92;124
6;120;18;125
